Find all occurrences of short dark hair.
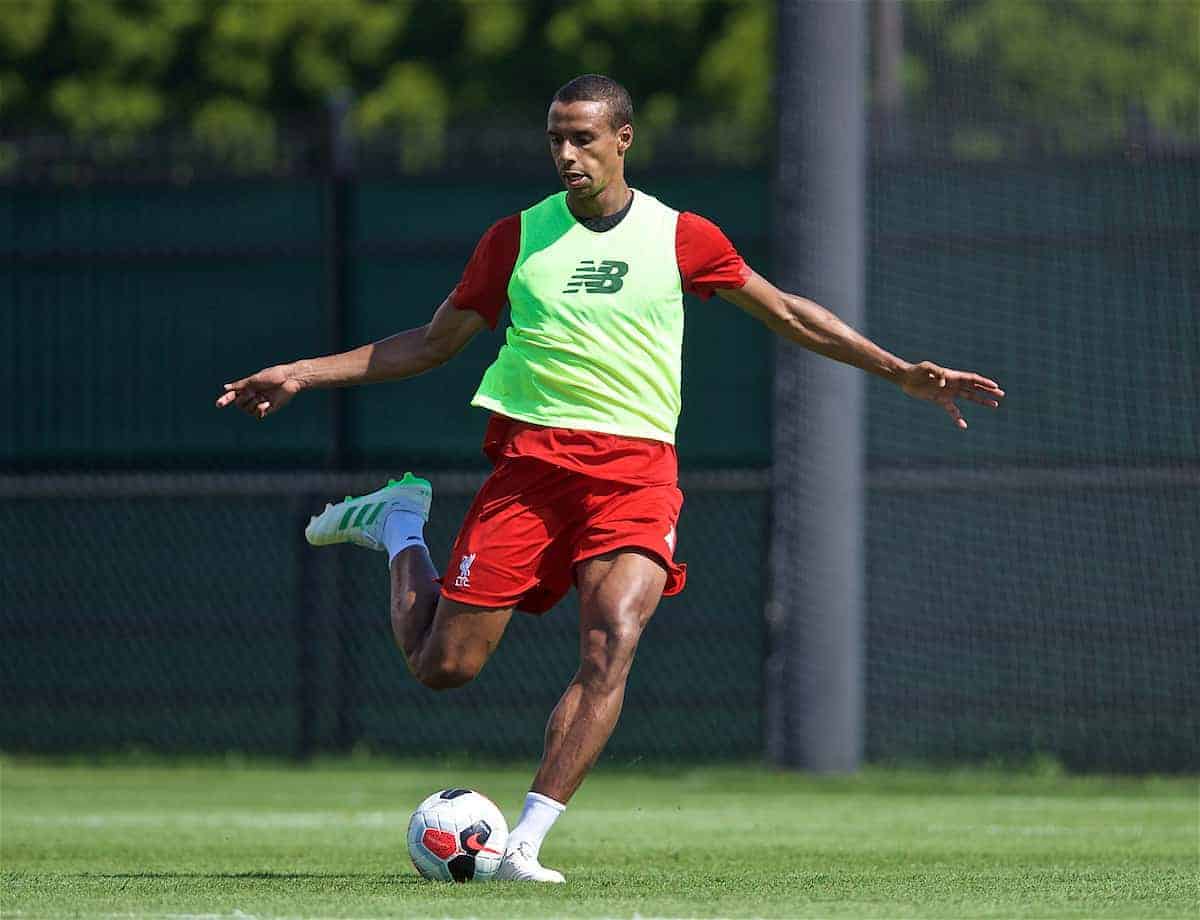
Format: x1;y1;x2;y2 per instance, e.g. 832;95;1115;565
552;74;634;131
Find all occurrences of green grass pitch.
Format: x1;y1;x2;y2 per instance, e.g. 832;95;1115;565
2;759;1195;919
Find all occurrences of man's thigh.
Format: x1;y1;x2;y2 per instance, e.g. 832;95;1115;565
575;549;668;631
571;550;667;686
423;595;515;673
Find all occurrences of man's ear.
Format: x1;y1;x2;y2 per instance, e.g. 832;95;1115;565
617;124;633;155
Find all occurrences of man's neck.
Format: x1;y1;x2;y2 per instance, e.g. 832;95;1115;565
566;178;631;220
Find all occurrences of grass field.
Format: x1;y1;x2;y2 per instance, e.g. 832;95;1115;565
1;759;1195;919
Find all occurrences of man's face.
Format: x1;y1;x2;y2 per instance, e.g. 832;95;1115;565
547;99;632;198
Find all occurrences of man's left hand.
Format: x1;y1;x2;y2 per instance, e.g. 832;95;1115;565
899;361;1005;430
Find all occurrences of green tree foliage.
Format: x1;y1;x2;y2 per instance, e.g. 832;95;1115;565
0;0;1193;163
0;0;772;165
907;0;1199;148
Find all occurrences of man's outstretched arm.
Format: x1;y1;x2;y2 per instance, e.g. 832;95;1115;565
717;269;1004;429
216;295;488;420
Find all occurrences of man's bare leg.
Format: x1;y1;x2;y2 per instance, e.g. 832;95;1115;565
531;549;666;801
389;546;514;690
388;545;442;663
498;550;666;881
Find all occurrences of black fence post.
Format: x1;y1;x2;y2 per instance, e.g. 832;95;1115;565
323;89;354;469
334;544;356;754
322;90;357;754
294;496;319;761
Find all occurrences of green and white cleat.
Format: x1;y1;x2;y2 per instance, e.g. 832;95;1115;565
304;472;432;551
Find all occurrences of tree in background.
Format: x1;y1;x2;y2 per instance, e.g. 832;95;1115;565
906;0;1199;154
0;0;771;168
0;0;1194;168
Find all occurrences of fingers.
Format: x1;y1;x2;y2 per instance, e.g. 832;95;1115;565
217;367;291;419
215;379;249;408
234;389;260;411
215;390;259;414
946;371;1005;410
219;385;271;419
955;371;1005;397
969;373;1003;393
912;363;1003;430
217;375;285;421
969;380;1005;398
959;389;1001;408
940;397;967;430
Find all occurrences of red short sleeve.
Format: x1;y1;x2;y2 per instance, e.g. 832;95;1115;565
676;211;751;300
452;215;521;328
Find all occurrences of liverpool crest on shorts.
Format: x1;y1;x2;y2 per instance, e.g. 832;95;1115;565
454;553;477;588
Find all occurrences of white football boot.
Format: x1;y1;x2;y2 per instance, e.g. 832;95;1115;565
495;841;566;883
304;472;432;551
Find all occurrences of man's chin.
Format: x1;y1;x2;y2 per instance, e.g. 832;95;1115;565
564;181;599;198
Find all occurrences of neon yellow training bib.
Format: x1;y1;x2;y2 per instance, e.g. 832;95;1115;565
471;190;684;443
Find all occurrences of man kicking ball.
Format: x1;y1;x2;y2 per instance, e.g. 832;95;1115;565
217;74;1004;882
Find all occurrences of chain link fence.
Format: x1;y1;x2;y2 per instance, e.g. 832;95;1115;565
1;130;1196;771
0;471;767;760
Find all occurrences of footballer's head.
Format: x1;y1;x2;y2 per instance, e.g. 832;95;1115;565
548;74;633;201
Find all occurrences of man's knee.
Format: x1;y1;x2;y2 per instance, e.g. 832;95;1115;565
413;651;482;691
580;612;644;690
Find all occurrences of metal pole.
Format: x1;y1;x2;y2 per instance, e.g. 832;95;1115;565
767;0;867;772
322;89;356;752
323;89;354;469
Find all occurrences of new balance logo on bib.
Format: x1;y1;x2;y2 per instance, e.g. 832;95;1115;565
562;259;628;294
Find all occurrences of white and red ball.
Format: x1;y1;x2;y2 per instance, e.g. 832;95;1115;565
407;788;508;882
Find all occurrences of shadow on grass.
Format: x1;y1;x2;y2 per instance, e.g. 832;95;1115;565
62;872;422;884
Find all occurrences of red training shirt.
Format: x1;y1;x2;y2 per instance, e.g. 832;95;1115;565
454;203;751;487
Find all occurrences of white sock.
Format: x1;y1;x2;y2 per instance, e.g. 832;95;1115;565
507;792;565;858
383;510;426;564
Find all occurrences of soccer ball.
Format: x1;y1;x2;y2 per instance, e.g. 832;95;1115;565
407;788;509;882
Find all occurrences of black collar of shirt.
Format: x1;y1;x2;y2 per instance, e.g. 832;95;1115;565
574;191;634;233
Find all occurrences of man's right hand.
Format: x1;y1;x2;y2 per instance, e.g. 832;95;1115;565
215;364;304;420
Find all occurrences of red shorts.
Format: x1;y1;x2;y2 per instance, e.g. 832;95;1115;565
440;457;687;614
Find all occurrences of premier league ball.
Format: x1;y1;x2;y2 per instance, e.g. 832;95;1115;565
407;788;508;882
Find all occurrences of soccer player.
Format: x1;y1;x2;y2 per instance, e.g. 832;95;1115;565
217;74;1004;882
